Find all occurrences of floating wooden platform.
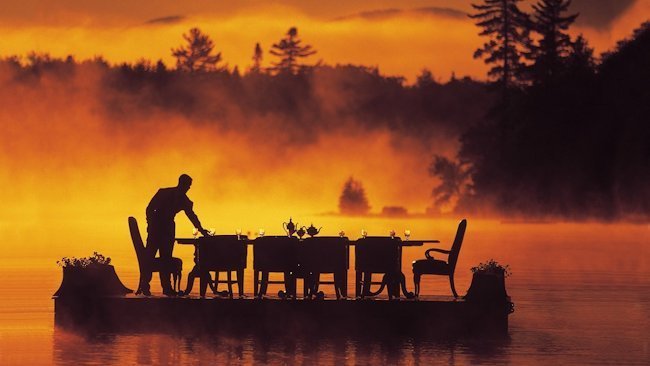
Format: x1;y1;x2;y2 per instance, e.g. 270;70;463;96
54;294;512;337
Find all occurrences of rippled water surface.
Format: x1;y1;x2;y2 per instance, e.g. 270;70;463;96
1;219;648;365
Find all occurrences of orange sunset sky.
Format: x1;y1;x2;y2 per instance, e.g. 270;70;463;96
0;0;648;81
0;0;649;237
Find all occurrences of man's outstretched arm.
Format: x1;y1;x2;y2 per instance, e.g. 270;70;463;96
184;202;209;236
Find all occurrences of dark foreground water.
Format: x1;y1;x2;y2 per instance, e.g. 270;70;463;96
1;220;648;365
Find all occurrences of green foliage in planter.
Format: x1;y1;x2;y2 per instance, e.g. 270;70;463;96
471;259;511;277
57;252;111;268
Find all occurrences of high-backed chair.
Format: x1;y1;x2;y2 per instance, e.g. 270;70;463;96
129;217;182;295
354;237;403;299
299;237;349;299
253;236;299;298
195;235;247;298
412;219;467;298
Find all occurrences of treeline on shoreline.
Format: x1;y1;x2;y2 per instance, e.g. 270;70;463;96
0;53;494;147
2;5;649;221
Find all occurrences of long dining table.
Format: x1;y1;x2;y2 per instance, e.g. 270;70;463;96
175;235;439;298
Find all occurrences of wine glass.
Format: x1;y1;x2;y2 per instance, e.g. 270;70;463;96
192;228;199;239
361;229;368;238
389;230;396;239
339;230;345;238
259;229;265;238
404;229;411;241
235;228;242;239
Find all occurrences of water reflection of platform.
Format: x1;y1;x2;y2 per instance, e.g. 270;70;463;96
54;294;511;337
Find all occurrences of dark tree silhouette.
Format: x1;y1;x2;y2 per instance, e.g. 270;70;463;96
251;42;263;73
269;27;317;74
526;0;579;83
416;69;437;88
172;28;223;72
429;156;471;209
339;177;370;215
566;34;595;76
470;0;530;91
453;21;650;220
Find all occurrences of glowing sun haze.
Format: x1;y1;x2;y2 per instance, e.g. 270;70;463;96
0;0;647;80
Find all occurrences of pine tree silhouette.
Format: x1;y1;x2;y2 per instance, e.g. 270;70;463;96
470;0;530;92
251;42;263;73
566;34;595;76
526;0;579;83
269;27;317;75
172;28;223;72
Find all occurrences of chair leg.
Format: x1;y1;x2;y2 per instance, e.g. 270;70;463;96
199;271;208;298
177;271;182;292
254;270;259;297
334;271;344;299
237;269;244;297
136;270;144;295
303;273;310;299
399;272;414;299
414;273;421;298
310;273;321;298
260;272;269;297
355;271;362;298
450;274;458;298
362;272;372;298
227;271;233;299
214;272;220;294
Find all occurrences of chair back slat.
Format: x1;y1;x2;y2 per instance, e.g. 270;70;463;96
354;237;401;273
447;219;467;274
198;236;248;270
253;236;299;272
299;237;349;272
128;217;146;270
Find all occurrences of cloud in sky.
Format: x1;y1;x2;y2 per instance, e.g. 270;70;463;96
570;0;637;29
144;15;186;26
0;0;640;27
334;7;466;21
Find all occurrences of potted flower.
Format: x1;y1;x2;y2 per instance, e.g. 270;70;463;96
53;252;132;297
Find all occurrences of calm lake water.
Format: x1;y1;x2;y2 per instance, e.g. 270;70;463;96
1;219;648;365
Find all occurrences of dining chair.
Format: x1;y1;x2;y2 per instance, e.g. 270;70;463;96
299;237;349;299
253;236;299;298
411;219;467;298
196;235;247;298
128;217;183;295
354;237;403;299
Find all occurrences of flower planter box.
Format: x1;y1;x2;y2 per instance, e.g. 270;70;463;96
53;264;132;298
465;272;509;303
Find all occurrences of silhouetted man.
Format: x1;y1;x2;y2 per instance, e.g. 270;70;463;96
142;174;209;296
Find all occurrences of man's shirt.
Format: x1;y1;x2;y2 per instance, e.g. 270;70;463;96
146;187;201;228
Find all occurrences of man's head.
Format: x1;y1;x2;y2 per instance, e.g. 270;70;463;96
178;174;193;193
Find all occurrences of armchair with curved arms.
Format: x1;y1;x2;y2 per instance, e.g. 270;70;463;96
412;219;467;298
